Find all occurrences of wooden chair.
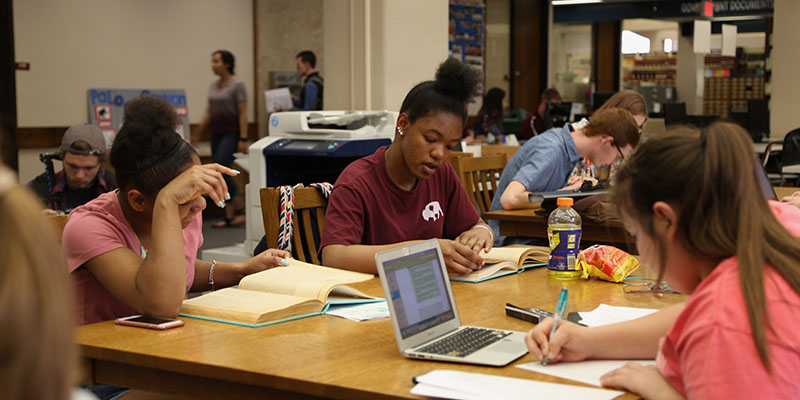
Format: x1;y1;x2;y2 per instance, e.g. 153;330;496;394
446;151;473;180
480;144;519;165
260;187;328;264
454;153;507;215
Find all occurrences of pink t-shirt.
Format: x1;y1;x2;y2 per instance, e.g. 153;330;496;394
320;146;480;251
656;201;800;399
62;191;202;325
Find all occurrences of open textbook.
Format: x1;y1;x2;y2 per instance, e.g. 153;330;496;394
449;246;549;283
180;260;379;327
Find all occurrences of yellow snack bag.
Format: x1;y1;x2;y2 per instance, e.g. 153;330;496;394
577;245;639;282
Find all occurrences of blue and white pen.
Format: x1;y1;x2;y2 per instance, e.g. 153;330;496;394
542;287;568;366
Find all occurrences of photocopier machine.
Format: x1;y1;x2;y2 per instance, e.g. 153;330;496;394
201;110;398;262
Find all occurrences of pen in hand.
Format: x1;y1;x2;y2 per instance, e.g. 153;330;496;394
542;287;568;366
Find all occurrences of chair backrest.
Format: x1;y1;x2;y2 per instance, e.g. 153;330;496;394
454;154;507;215
782;128;800;167
446;151;473;180
761;142;774;168
260;187;328;264
480;145;519;165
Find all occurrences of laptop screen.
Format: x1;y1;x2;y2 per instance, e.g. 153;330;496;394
381;248;456;339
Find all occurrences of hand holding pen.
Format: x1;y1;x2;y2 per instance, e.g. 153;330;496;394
541;287;568;365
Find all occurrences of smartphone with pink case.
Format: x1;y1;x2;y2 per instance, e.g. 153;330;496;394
114;315;185;330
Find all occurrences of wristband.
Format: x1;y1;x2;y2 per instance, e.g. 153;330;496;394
238;137;248;142
209;260;218;291
472;224;495;244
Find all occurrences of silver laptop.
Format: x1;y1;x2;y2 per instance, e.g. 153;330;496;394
375;239;528;367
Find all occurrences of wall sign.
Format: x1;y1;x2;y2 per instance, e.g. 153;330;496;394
449;1;486;93
88;88;190;148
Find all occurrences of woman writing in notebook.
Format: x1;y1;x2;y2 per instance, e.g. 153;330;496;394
63;96;290;329
526;122;800;399
320;58;494;274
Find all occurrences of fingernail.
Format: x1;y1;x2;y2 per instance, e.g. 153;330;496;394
225;192;231;200
231;169;241;175
280;259;290;266
219;201;226;208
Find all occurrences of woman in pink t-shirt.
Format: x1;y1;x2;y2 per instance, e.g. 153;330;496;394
63;95;289;328
525;122;800;399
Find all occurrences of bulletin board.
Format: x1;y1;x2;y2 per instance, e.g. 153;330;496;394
87;88;191;149
448;1;486;93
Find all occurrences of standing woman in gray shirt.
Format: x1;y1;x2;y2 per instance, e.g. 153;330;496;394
193;49;248;227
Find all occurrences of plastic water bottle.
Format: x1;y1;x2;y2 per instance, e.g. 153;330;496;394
547;197;582;280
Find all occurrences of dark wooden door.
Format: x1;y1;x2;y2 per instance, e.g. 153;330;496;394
0;0;16;170
510;0;549;113
592;21;621;94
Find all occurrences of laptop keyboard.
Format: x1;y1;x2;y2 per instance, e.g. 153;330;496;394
416;327;511;358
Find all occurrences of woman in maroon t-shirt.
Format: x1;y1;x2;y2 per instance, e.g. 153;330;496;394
321;58;494;274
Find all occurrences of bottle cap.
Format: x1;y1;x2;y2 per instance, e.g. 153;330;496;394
557;197;573;207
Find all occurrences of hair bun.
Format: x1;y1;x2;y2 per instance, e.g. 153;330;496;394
434;57;481;103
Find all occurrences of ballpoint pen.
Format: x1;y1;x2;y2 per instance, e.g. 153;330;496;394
542;287;568;366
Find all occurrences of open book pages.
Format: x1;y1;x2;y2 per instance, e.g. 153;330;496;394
449;246;549;282
480;245;549;265
238;260;375;303
180;260;377;326
180;288;323;325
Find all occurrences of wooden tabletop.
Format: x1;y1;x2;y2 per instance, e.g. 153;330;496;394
483;209;632;247
774;186;797;200
77;268;685;399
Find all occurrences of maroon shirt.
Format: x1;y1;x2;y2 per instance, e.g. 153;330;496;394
320;146;479;253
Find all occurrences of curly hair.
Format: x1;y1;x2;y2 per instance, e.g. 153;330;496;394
399;57;482;126
110;95;196;195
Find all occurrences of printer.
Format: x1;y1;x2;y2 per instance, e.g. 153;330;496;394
202;110;397;261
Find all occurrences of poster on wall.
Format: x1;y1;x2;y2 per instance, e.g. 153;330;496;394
449;0;486;94
87;89;191;148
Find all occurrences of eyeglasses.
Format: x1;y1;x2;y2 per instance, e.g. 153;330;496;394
614;143;626;162
622;277;679;294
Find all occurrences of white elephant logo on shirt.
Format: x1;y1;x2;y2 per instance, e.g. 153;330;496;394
422;201;443;222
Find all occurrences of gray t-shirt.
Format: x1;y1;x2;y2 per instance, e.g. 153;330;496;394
488;124;580;245
207;78;247;134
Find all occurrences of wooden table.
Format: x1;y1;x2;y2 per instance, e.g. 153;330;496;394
77;268;685;399
484;209;631;246
774;186;797;200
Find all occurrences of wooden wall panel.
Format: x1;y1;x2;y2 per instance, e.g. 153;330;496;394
510;0;548;112
0;0;17;169
592;21;621;93
16;123;260;149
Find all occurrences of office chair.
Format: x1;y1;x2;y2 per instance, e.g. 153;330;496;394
779;128;800;186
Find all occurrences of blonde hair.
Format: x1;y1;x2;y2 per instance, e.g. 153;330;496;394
612;122;800;370
0;166;76;399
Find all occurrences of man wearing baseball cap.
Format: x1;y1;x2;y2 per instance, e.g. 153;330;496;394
27;123;117;213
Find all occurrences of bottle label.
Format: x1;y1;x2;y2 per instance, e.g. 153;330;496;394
547;227;582;271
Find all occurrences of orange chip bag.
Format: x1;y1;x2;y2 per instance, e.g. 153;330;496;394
577;245;639;282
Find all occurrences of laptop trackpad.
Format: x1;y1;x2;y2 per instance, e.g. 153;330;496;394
491;338;527;354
